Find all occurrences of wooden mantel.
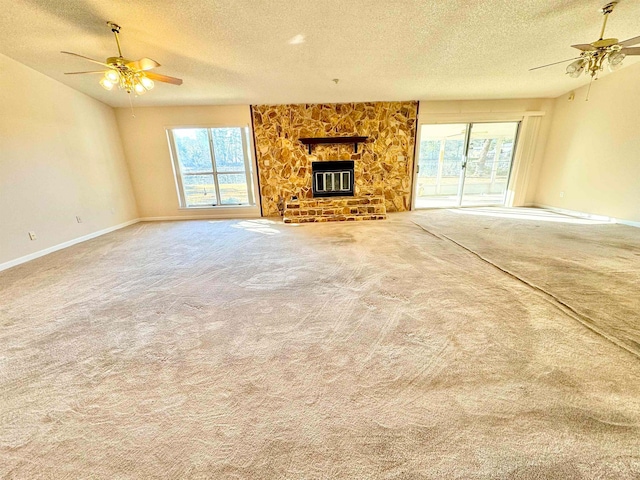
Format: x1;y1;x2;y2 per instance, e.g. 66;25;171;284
299;136;368;154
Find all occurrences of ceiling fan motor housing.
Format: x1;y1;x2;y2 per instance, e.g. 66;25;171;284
591;38;619;48
107;57;129;65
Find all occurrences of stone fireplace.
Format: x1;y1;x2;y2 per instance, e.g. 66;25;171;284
312;160;354;198
283;158;385;223
251;101;419;219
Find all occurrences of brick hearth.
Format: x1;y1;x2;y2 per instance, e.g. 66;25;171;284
283;195;387;223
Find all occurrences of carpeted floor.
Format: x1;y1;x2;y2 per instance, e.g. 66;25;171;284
1;209;639;479
412;208;640;357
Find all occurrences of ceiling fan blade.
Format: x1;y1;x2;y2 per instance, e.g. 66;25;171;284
61;51;112;67
144;72;183;85
621;46;640;55
619;35;640;47
529;57;581;71
126;57;161;71
64;70;107;75
571;43;596;51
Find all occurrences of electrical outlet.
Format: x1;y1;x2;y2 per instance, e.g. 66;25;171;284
28;231;37;241
560;191;565;198
76;216;82;223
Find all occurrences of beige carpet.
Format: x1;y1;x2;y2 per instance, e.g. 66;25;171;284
412;207;640;357
1;211;640;479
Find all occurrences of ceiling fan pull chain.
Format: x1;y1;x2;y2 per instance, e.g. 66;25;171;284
128;92;136;118
586;77;594;102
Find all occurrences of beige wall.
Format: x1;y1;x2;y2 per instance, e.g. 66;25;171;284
417;99;555;206
534;63;640;222
419;98;551;115
0;54;138;267
115;105;260;219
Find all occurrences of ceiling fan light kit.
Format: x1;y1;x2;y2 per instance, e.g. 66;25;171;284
530;1;640;98
98;68;155;94
62;21;182;99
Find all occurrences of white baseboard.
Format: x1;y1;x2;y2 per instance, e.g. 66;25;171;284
617;219;640;228
0;218;140;272
529;203;639;228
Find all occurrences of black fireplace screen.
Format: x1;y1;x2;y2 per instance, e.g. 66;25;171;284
311;161;355;198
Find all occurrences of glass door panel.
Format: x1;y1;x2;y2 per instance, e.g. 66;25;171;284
460;122;519;207
414;123;468;208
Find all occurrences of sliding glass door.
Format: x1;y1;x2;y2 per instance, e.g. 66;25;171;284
414;122;519;209
461;123;519;206
414;124;468;208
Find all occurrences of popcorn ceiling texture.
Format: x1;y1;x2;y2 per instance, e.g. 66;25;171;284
9;2;640;107
251;102;418;217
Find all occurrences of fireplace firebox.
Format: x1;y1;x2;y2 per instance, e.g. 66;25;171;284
311;161;355;198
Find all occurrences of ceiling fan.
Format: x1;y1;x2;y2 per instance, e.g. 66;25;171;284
530;1;640;80
62;22;182;96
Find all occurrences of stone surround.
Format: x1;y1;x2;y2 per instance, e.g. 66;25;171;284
251;102;418;217
284;195;387;223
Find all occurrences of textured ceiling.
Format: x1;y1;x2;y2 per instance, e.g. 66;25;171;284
1;0;639;107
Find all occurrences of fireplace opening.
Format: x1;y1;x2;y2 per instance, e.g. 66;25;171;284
312;160;354;198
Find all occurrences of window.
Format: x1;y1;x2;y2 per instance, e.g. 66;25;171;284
168;127;255;208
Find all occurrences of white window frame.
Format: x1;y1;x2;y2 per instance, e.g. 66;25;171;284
167;126;256;209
